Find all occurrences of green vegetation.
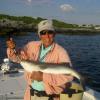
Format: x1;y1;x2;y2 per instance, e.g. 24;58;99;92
0;14;45;25
53;19;79;28
0;14;79;28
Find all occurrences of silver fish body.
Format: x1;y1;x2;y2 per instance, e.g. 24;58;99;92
20;60;80;80
20;60;85;90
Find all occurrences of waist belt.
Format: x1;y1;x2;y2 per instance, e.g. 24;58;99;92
30;86;59;97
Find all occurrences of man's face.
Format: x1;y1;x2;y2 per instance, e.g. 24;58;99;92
39;30;55;47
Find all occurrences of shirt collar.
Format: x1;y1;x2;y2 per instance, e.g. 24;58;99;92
40;42;55;52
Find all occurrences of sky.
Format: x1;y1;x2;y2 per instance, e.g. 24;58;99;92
0;0;100;25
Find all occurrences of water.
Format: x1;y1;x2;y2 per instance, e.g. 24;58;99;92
0;32;100;92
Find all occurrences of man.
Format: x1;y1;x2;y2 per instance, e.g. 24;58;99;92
6;20;73;100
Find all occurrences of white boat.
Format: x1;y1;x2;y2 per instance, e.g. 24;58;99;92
0;59;100;100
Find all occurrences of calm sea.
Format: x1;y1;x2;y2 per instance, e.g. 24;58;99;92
0;32;100;92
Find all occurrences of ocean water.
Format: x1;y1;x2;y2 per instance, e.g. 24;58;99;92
0;32;100;92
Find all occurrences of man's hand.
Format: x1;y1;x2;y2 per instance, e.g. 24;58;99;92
30;71;43;81
6;38;16;49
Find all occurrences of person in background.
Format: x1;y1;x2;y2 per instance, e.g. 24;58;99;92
6;20;73;100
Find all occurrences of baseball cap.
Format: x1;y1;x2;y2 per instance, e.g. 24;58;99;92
38;20;54;35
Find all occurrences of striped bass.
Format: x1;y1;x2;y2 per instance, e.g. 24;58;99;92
20;60;85;90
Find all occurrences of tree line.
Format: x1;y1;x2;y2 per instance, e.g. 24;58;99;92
0;14;79;28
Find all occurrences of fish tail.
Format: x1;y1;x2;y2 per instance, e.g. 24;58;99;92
80;75;86;91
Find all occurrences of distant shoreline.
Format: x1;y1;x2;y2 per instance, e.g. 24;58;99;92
0;14;100;35
55;28;100;35
0;27;100;36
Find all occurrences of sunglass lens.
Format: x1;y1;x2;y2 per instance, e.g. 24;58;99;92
48;31;54;34
40;30;54;35
40;31;46;35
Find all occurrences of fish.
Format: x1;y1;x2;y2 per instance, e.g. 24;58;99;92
20;60;85;90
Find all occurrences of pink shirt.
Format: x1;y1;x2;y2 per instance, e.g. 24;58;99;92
7;41;73;100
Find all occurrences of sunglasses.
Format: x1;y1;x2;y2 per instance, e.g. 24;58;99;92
40;30;55;35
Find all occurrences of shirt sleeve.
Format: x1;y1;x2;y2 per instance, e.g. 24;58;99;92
58;49;72;67
6;44;29;62
7;48;19;62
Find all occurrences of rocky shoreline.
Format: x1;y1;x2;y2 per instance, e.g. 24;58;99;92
0;14;100;35
55;28;100;35
0;26;100;36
